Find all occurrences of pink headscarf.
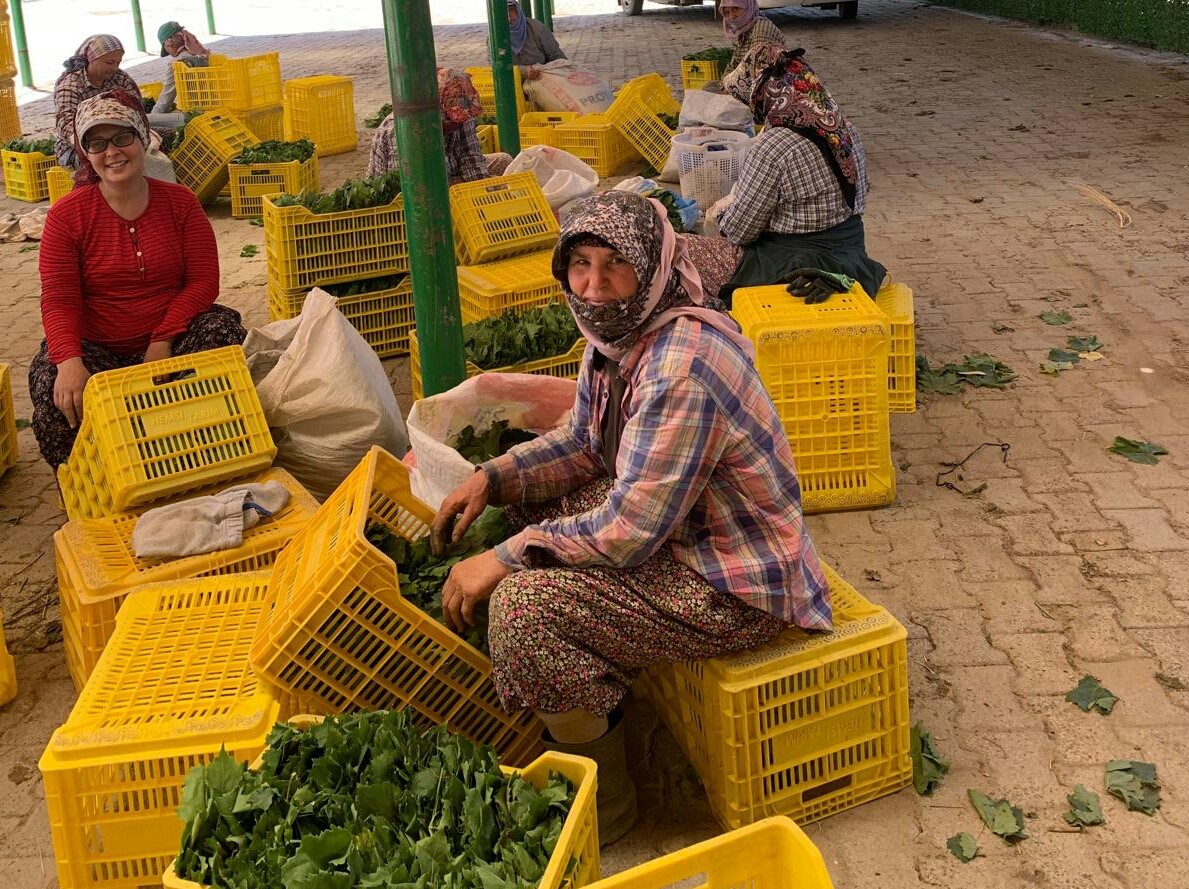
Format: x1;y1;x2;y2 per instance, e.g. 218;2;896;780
721;0;759;39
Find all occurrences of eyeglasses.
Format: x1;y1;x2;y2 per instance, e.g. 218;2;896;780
84;130;138;153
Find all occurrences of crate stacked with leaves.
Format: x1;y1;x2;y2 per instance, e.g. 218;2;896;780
518;111;579;147
283;75;357;157
171;109;260;203
730;283;895;513
227;139;318;218
465;65;526;121
46;165;74;204
0;362;16;477
2;137;56;201
53;467;318;692
267;274;416;358
680;47;733;91
456;250;565;324
39;573;291;889
553;113;638;177
249;446;546;765
637;563;912;830
605;73;680;172
874;280;916;413
173;52;283;113
0;77;19;142
162;711;600;889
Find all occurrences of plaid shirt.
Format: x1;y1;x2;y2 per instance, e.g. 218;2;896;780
726;15;788;73
484;317;831;629
368;115;489;184
53;69;142;166
719;125;870;245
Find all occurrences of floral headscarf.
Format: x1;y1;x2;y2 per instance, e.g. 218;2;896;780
507;0;530;56
63;34;123;73
720;0;759;39
437;68;485;125
553;191;753;363
72;89;150;185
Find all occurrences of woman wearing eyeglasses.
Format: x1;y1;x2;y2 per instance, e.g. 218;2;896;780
28;90;246;471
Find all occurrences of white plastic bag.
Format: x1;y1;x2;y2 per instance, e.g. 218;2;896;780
679;90;755;133
406;373;576;510
524;60;613;113
506;145;598;211
243;288;409;501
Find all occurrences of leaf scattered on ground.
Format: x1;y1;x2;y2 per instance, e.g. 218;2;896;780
968;789;1028;842
1067;334;1101;352
1047;348;1081;364
1040;309;1073;325
915;356;963;395
1040;359;1075;375
911;723;950;796
248;217;264;227
14;418;30;429
1064;784;1105;828
947;832;979;863
1065;675;1119;715
240;244;259;258
1154;672;1187;691
1105;760;1161;815
917;354;1016;394
1108;436;1168;465
18;244;39;253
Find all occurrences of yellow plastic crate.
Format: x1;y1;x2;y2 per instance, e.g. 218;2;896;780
605;73;680;172
2;147;55;201
553;113;638;178
519;110;579;147
249;446;546;766
240;103;284;141
56;346;277;521
0;362;16;477
0;606;15;708
267;276;415;358
161;717;600;889
171;109;259;204
54;467;319;692
139;80;162;102
0;11;14;79
457;249;564;323
731;284;895;513
39;574;288;889
282;75;357;157
587;818;833;889
476;123;498;154
875;280;916;413
263;191;408;291
173;52;282;112
449;171;560;265
46;165;74;204
639;563;912;830
680;57;726;92
228;152;318;218
410;328;585;401
465;65;526;120
0;77;19;142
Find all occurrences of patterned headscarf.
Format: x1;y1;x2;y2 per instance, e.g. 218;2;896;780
158;21;210;58
721;0;759;39
437;68;485;126
722;40;785;108
72;89;150;185
507;0;530;56
553;191;753;363
63;34;123;73
752;49;859;209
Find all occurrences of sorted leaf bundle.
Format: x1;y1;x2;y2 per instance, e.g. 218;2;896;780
364;103;392;128
1105;760;1161;814
2;137;55;155
453;420;538;466
274;169;402;214
682;47;733;65
463;303;580;371
231;139;316;165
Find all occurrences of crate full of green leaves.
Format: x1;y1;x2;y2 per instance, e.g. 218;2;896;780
262;169;408;291
680;47;732;90
227;139;319;219
2;138;57;202
164;710;601;889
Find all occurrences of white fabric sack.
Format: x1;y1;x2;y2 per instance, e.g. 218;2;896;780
145;129;177;184
679;89;755;133
132;481;291;559
243;288;410;501
524;60;613;113
406;373;577;511
506;145;598;211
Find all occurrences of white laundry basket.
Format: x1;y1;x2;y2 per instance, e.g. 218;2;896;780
671;127;751;215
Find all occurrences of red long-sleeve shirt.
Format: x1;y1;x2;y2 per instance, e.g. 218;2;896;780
39;179;221;363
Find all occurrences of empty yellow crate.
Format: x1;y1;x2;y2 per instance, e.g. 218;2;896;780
249;446;545;766
171;109;259;204
680;56;727;92
519;110;579;147
0;605;15;708
228;151;318;218
449;171;560;265
553;113;638;178
174;52;282;112
39;574;287;889
56;346;277;521
2;147;55;201
875;280;916;413
0;77;20;142
139;81;162;102
46;165;74;204
283;75;357;157
605;73;680;172
457;249;564;323
476;123;498;154
0;362;16;477
639;563;912;830
240;104;284;141
731;284;895;513
465;65;525;119
54;467;319;692
267;276;415;358
410;328;585;401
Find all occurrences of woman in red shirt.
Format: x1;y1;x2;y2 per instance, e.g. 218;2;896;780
29;90;245;469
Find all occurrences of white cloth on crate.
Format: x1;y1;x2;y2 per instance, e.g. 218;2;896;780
131;481;290;559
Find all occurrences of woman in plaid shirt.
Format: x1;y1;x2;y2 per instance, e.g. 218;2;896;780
431;191;829;845
53;35;142;169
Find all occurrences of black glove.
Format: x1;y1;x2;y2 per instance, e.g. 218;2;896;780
783;268;855;305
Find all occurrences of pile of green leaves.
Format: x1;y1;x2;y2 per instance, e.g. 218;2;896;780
231;139;315;165
464;303;579;371
274;170;402;214
174;710;577;889
1105;760;1161;814
643;187;690;233
367;507;512;652
2;138;54;155
682;47;733;66
657;111;680;130
915;353;1016;394
323;274;404;298
364;103;392;128
454;420;538;466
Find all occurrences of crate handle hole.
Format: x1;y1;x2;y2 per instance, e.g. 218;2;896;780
801;773;853;803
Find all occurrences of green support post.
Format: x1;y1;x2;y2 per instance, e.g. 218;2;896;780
129;0;146;52
541;0;554;31
205;0;217;35
382;0;465;398
487;0;520;156
9;0;31;87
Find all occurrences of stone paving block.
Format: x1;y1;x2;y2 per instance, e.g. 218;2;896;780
1097;575;1189;631
812;794;921;888
1081;471;1162;510
975;580;1061;637
1078;660;1189;729
1015;458;1092;493
1006;833;1130;889
949;665;1044;732
0;746;44;821
1081;549;1161;578
1057;528;1133;553
1129;628;1189;690
947;536;1032;581
1064;605;1150;662
914;609;1009;668
1100;508;1189;551
885;560;976;611
994;512;1078;556
997;633;1080;695
1044;702;1129;767
1030;491;1120;533
976;478;1047;515
1102;849;1189;889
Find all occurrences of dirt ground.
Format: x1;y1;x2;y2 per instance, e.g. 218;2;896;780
2;1;1189;886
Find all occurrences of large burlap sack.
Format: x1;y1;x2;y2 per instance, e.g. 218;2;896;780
524;60;613;113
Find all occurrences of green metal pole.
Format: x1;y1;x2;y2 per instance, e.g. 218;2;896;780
541;0;554;31
129;0;146;52
205;0;217;35
9;0;31;88
382;0;465;397
487;0;520;156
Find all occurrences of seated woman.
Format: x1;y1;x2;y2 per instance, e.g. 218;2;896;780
154;20;211;115
53;35;141;169
368;68;513;182
715;46;887;302
720;0;787;78
29;91;246;470
503;0;567;83
430;191;830;845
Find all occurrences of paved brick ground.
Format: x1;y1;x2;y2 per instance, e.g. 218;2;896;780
2;1;1189;886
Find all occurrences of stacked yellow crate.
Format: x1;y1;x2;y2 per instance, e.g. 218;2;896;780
0;2;16;142
282;75;357;157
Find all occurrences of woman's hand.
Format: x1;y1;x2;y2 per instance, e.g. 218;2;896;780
431;469;491;556
53;357;90;428
143;339;173;384
441;549;513;631
523;65;541;81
